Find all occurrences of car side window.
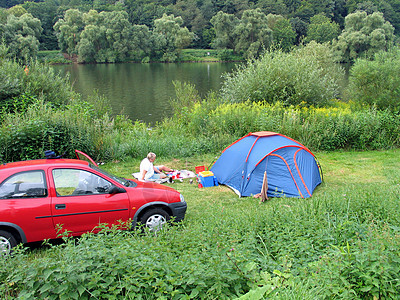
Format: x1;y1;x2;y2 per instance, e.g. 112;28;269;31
53;169;113;196
0;171;47;199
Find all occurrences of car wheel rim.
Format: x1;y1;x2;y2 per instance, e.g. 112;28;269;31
0;237;11;255
145;214;166;232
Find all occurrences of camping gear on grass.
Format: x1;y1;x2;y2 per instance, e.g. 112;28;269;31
198;171;218;188
211;131;322;198
132;170;196;184
195;165;207;174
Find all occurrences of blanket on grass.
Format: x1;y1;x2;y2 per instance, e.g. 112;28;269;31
132;170;196;184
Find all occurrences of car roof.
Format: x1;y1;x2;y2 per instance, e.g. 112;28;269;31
0;159;90;171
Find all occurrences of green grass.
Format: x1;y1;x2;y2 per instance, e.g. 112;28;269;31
1;149;399;299
37;50;72;64
180;49;221;62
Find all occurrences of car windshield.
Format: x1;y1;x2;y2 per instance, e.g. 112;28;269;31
90;164;136;187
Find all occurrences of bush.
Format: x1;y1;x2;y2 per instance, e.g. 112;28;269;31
220;43;344;107
0;58;77;108
0;101;115;162
345;48;400;112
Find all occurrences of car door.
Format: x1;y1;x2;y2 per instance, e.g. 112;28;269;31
50;167;130;235
75;150;98;166
0;170;57;242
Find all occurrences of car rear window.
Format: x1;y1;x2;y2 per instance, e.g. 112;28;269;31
0;170;47;199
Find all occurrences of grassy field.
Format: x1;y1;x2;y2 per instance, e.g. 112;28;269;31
1;149;399;299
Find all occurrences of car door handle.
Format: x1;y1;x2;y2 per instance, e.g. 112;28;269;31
55;204;66;210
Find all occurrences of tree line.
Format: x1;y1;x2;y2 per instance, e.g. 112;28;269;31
0;0;397;63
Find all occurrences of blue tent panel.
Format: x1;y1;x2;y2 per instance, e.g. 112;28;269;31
211;132;322;198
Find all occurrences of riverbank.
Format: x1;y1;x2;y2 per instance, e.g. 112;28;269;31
37;49;244;64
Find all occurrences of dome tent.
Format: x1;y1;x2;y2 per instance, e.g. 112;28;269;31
210;131;322;198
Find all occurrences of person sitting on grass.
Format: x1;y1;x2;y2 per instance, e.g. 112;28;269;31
140;152;174;181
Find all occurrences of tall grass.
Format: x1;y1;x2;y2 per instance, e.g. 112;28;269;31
1;98;399;162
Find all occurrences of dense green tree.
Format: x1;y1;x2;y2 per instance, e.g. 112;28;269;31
306;0;336;17
200;27;215;48
171;0;204;31
282;0;302;13
102;11;133;62
130;24;153;61
0;7;8;24
92;0;125;12
210;11;239;50
125;0;168;28
332;0;347;28
23;0;59;50
233;8;272;58
7;5;27;17
1;13;42;61
0;0;23;9
54;8;197;63
53;8;84;57
77;10;133;63
290;16;308;44
77;10;104;62
215;0;252;15
333;11;395;62
306;13;340;43
384;0;400;34
345;0;400;34
153;14;194;61
170;0;208;48
292;1;315;22
366;0;400;35
356;0;379;14
268;15;296;51
256;0;288;16
200;0;216;21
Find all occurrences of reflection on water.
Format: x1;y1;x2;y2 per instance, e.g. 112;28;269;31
53;62;238;124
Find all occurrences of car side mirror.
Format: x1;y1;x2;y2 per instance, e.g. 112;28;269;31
109;186;126;194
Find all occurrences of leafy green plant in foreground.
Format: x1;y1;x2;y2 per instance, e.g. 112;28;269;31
1;150;399;299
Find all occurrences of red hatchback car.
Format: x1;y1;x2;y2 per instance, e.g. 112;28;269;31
0;151;187;254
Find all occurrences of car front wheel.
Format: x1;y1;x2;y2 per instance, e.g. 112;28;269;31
140;208;170;232
0;230;17;255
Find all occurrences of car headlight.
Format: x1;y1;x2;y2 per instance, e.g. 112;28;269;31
180;194;185;202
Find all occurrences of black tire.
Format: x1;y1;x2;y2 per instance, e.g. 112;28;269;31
0;230;17;255
139;208;170;232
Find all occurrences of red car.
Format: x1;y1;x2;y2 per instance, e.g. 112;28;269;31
0;151;186;254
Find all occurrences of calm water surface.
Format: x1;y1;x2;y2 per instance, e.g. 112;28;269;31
53;62;238;124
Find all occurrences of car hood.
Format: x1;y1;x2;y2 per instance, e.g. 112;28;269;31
132;179;177;192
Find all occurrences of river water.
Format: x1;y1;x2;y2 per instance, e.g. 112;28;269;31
52;62;239;124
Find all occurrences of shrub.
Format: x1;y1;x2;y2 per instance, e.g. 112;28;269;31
345;48;400;112
0;101;114;162
0;58;77;108
220;43;344;107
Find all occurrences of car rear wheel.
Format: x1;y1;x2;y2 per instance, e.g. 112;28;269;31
0;230;17;255
140;208;170;232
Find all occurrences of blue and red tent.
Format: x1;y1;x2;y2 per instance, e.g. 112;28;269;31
211;131;322;198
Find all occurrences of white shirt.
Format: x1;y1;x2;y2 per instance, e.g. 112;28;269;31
140;158;154;180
